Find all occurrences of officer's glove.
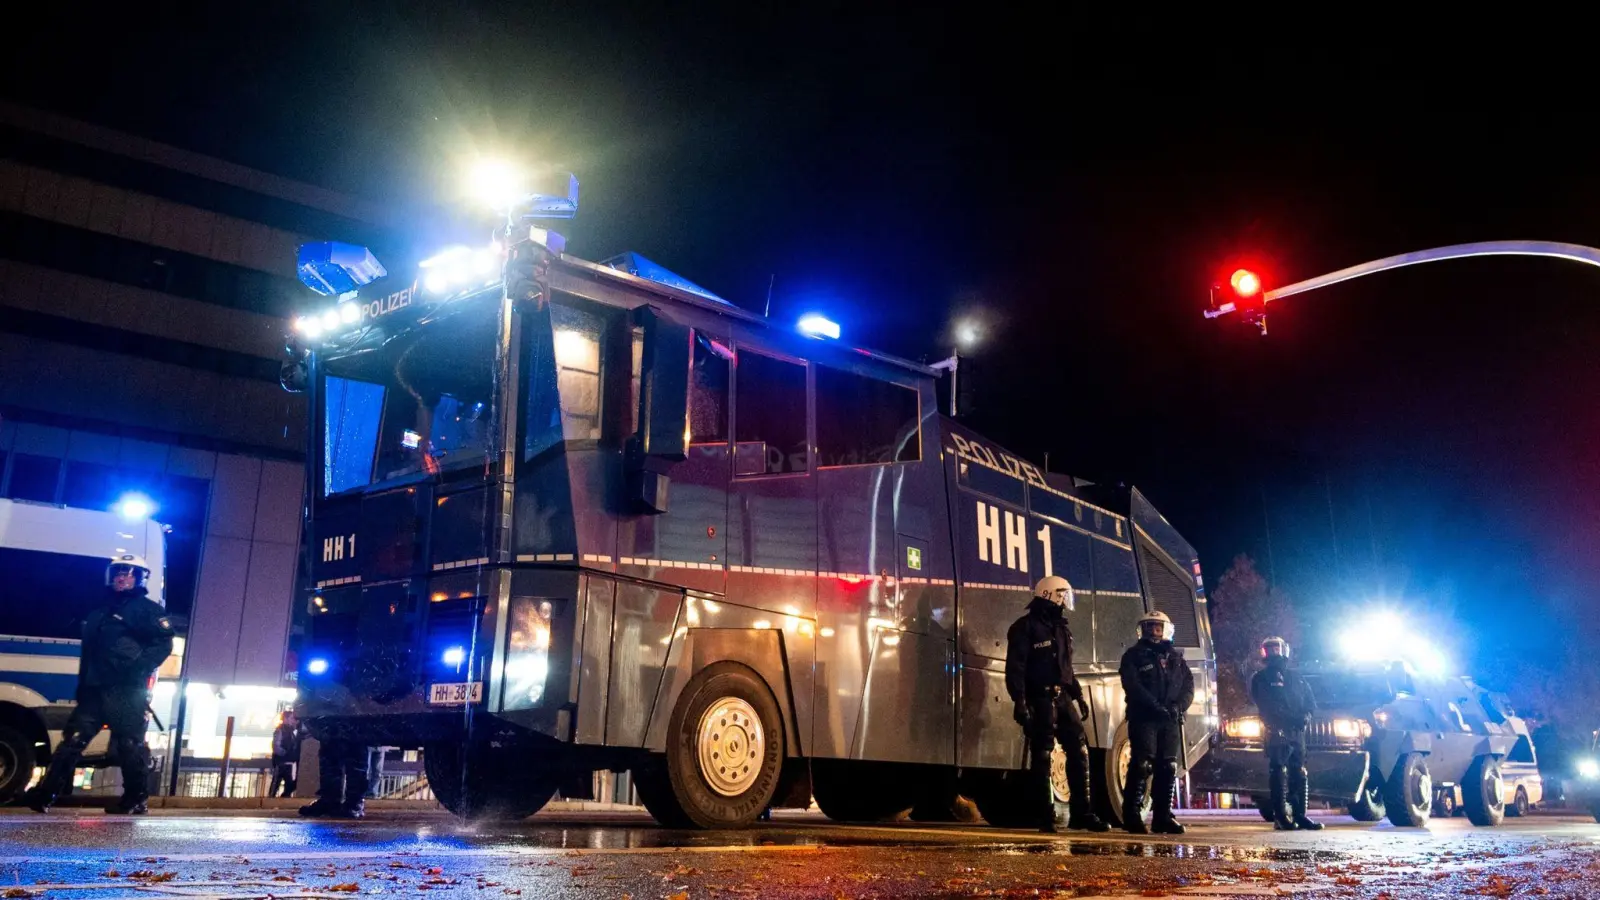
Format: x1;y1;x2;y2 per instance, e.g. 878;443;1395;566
1013;702;1031;727
1167;706;1185;724
1075;698;1091;721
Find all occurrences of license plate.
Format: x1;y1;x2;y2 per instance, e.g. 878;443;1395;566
428;682;483;705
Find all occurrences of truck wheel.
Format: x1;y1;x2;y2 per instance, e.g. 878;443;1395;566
1347;780;1387;822
813;759;916;822
0;725;38;804
650;663;784;829
1383;752;1432;827
1506;786;1529;818
967;767;1049;828
423;741;560;820
1462;755;1506;827
1250;795;1276;822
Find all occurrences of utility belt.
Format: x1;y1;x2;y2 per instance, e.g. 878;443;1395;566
1026;686;1065;700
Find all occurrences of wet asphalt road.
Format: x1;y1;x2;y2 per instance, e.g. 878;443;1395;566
0;809;1596;899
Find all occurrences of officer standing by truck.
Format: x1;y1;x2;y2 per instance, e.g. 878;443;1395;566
1119;610;1193;835
299;738;373;819
25;554;173;815
1006;576;1111;833
1251;636;1323;830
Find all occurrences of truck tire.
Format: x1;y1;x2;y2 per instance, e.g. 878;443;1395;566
966;767;1051;828
1383;752;1432;827
812;759;916;822
424;741;560;820
0;724;38;804
1462;755;1506;827
1347;780;1387;822
650;663;785;829
1506;786;1530;818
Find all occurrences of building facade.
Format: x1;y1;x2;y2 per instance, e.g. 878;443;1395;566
0;101;397;781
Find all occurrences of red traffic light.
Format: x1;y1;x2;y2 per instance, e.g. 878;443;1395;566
1230;268;1261;298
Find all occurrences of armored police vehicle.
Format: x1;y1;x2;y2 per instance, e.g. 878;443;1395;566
281;188;1217;828
1564;731;1600;822
1193;660;1525;827
0;498;169;802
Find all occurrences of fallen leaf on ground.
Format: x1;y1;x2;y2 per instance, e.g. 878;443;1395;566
4;889;38;898
326;884;361;893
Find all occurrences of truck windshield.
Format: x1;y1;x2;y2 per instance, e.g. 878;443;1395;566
1302;671;1396;710
320;306;497;495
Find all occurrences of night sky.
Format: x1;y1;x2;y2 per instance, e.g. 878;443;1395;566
7;7;1597;700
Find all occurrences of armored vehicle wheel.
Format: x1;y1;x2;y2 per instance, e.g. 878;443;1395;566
1383;752;1432;827
638;663;785;829
1462;755;1506;827
966;766;1061;828
1091;721;1149;827
424;741;560;820
813;759;916;822
1506;786;1530;818
0;725;38;804
1347;780;1387;822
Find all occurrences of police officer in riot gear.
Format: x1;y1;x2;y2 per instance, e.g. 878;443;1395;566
26;554;173;814
1119;610;1194;835
1006;576;1111;833
1251;636;1323;831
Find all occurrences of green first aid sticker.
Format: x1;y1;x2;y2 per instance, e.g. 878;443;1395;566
906;547;923;570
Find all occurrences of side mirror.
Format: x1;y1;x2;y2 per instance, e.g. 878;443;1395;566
628;307;690;513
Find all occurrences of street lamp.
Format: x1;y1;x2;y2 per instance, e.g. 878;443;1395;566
467;158;526;212
931;318;983;417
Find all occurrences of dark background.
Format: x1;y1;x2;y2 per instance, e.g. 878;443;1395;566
7;5;1596;699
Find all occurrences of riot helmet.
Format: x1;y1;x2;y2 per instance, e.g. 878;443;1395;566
1259;636;1291;665
106;554;151;592
1032;575;1074;611
1137;610;1174;644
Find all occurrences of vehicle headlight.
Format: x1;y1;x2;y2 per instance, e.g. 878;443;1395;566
1224;717;1263;740
1578;758;1600;780
1331;717;1371;740
501;597;553;710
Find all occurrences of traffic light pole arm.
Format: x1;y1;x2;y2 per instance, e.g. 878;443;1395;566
1206;241;1600;321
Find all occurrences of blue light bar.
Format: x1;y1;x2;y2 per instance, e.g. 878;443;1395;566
306;657;330;676
600;252;732;306
517;172;580;220
798;313;841;340
297;242;388;296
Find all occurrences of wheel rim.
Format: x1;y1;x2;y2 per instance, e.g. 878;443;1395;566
1049;744;1069;803
696;697;764;797
1485;769;1503;809
1412;764;1432;813
0;743;15;785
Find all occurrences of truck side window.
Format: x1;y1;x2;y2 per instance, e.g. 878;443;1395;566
551;303;606;441
689;332;730;444
815;365;920;467
734;349;806;475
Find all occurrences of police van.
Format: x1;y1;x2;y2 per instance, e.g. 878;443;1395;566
0;498;170;802
282;193;1218;828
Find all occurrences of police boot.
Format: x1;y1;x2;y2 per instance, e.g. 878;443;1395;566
1121;767;1149;835
298;798;347;818
1149;760;1186;836
21;786;56;814
105;797;149;815
1268;764;1295;831
1065;749;1110;832
1029;761;1058;833
1289;768;1322;831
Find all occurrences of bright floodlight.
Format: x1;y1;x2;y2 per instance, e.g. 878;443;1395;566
798;313;841;340
1339;609;1449;677
115;493;155;520
956;320;980;348
1230;268;1262;297
468;159;524;211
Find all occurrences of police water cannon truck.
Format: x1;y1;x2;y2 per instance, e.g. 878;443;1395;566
279;174;1219;828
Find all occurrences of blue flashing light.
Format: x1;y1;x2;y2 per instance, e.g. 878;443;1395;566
797;313;841;340
297;242;388;297
114;493;156;520
441;646;467;668
306;657;330;676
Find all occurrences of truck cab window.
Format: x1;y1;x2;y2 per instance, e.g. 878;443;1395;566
815;365;920;467
552;304;605;441
690;332;730;444
734;350;807;475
